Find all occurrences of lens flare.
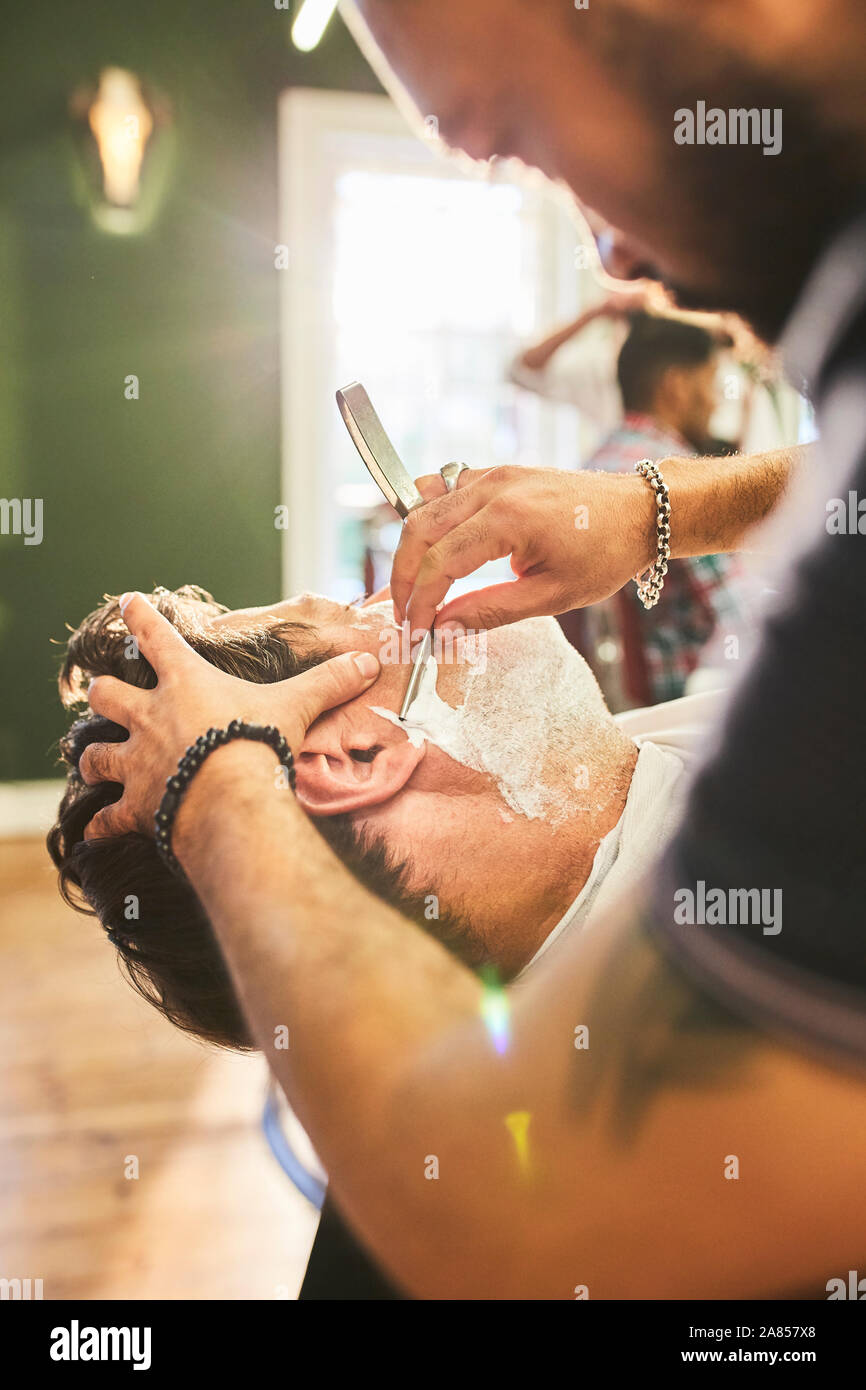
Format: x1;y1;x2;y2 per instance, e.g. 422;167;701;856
505;1111;532;1173
479;973;510;1055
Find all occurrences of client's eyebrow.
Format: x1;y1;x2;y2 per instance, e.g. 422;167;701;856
268;617;317;635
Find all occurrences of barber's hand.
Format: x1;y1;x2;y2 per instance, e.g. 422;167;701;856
81;593;380;841
390;465;657;633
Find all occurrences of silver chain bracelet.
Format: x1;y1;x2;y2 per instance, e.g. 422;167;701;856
633;458;671;609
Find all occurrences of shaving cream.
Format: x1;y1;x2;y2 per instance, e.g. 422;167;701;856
372;616;616;823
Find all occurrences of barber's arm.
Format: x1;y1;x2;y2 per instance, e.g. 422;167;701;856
81;593;866;1300
390;445;806;632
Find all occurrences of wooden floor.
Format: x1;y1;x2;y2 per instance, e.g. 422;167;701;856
0;837;320;1300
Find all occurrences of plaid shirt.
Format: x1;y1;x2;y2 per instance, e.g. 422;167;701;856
588;413;746;703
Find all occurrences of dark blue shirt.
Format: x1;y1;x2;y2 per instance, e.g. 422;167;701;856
648;204;866;1064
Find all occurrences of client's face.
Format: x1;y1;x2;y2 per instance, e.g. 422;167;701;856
204;590;601;714
197;589;616;969
200;584;611;856
202;588;476;736
202;592;609;811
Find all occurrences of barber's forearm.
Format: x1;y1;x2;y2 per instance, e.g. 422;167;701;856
172;742;483;1160
661;442;804;559
171;743;523;1294
169;742;594;1298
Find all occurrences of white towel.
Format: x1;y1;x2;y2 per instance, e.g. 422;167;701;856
515;691;724;979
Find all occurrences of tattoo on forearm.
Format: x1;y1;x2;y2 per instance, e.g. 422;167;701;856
574;921;755;1144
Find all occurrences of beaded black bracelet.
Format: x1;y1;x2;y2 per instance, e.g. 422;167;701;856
154;719;295;877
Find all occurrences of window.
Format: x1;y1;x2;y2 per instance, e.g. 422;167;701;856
278;89;583;598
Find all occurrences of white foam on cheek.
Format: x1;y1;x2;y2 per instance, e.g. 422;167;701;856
370;619;613;823
371;654;461;753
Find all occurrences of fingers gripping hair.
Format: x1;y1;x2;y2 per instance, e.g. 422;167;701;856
47;585;333;1051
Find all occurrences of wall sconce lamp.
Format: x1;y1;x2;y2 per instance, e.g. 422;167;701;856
70;67;172;235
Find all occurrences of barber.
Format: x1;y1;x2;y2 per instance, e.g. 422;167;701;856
81;0;866;1299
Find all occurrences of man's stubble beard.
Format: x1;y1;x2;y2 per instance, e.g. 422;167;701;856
310;810;497;973
569;3;866;341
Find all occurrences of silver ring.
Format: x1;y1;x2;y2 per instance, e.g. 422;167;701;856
440;461;468;493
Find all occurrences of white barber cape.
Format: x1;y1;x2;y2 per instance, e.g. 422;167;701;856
515;689;725;980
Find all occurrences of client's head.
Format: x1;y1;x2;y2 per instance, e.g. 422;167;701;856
48;585;637;1050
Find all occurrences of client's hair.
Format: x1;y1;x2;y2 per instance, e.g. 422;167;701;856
47;585;472;1052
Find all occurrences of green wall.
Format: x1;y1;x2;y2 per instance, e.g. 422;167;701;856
0;1;381;780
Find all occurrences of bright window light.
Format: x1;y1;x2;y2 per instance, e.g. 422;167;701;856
278;92;582;599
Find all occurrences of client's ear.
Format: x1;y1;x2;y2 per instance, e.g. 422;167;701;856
294;707;426;816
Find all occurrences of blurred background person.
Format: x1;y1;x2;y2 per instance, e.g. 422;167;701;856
510;220;799;459
567;314;757;708
509;280;660;451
